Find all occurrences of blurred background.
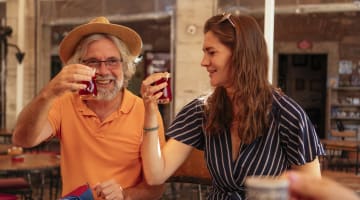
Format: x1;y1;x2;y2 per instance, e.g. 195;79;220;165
1;0;360;199
1;0;360;138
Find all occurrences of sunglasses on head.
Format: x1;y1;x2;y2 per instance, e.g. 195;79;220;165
218;13;236;28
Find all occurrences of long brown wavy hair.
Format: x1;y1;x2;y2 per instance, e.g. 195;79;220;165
203;14;274;144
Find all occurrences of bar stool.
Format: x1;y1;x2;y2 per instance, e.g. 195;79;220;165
0;177;32;200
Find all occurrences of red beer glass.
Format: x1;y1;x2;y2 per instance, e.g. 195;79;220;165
155;73;172;104
79;76;97;100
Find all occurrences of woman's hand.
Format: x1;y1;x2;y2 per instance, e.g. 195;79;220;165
141;72;170;111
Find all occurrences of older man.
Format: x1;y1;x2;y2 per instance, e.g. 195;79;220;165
12;16;165;200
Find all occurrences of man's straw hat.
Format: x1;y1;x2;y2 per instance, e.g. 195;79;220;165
59;16;142;63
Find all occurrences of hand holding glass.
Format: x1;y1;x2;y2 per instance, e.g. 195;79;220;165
79;76;97;100
78;58;122;100
78;66;97;100
154;73;172;104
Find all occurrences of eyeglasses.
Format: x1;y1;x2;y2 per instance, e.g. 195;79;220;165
81;58;123;69
218;13;236;28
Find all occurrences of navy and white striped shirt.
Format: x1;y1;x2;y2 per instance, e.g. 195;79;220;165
167;91;325;200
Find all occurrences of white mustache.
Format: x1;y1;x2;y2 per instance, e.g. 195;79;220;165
95;75;116;81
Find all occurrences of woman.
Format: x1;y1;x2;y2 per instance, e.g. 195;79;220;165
141;13;325;199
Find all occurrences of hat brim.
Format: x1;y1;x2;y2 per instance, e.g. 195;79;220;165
59;22;142;63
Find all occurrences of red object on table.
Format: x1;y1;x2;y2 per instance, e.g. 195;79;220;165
11;155;25;162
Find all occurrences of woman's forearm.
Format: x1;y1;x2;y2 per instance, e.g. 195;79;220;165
291;157;321;178
141;72;192;185
141;109;167;185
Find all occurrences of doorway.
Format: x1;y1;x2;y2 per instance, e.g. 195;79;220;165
278;54;327;139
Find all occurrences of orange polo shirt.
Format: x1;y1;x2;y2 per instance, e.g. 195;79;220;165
48;89;165;196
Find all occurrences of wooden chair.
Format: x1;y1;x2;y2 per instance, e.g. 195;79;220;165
0;177;32;200
0;193;17;200
48;167;61;200
26;151;61;200
322;130;360;174
167;149;211;200
24;139;61;200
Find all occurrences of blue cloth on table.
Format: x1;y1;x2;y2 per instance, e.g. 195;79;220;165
60;184;94;200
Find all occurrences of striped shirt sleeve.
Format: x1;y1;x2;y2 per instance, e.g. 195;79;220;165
275;93;325;166
166;98;206;150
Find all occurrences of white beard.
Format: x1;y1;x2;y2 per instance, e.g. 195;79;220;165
96;76;124;101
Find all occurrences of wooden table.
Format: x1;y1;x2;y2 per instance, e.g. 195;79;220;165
321;139;360;174
0;144;12;154
0;153;60;200
0;153;60;172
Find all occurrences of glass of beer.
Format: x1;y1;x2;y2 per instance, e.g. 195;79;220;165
245;176;289;200
154;73;172;104
79;76;97;100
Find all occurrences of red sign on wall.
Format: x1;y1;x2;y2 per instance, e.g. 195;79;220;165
297;39;313;49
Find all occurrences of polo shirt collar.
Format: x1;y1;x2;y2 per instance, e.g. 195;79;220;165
118;89;136;114
75;89;136;115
